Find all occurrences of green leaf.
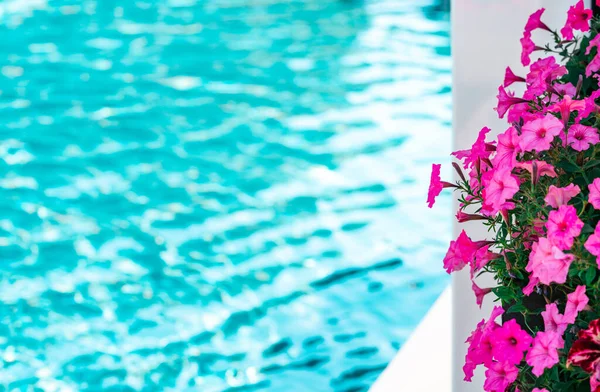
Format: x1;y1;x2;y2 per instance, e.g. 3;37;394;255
506;303;527;314
586;267;597;286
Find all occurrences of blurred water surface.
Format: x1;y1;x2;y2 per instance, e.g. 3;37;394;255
0;0;451;391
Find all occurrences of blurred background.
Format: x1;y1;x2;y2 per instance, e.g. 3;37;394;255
0;0;450;391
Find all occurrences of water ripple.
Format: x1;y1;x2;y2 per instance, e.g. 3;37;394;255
0;0;450;391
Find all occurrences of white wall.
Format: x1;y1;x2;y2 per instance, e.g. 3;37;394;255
452;1;585;391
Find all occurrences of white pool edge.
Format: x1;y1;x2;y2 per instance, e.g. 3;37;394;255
369;286;451;392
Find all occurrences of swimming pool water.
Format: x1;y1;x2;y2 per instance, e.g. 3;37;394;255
0;0;451;391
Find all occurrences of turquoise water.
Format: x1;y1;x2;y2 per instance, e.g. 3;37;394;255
0;0;451;391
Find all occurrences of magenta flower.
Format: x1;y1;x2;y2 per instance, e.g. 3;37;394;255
495;86;527;119
532;389;549;392
561;0;592;40
589;178;600;209
544;184;581;208
519;114;563;152
482;168;519;216
472;281;492;308
427;163;443;208
452;127;493;169
483;361;519;392
520;32;536;66
492;127;520;168
490;319;533;364
585;222;600;268
549;95;585;127
525;57;566;100
567;319;600;380
586;35;600;77
541;302;569;335
523;274;540;296
526;331;564;377
546;205;584;250
443;230;490;274
464;307;504;381
525;8;551;34
515;160;557;185
578;89;600;121
526;237;575;285
503;67;525;88
567;124;599;151
564;285;589;324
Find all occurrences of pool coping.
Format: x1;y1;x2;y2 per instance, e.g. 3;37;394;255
368;286;451;392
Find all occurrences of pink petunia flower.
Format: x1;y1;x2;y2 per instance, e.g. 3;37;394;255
561;0;592;40
472;281;492;308
503;67;525;88
525;8;551;34
532;389;550;392
567;124;599;151
520;32;537;66
523;274;540;296
564;285;590;324
526;331;564;377
483;361;519;392
544;184;581;208
525;57;566;100
496;86;527;119
519;114;563;152
452;127;493;169
585;222;600;268
427;164;443;208
515;160;557;185
577;89;600;121
546;205;584;250
482;168;519;216
541;302;569;335
549;95;586;127
508;102;537;124
490;319;533;364
526;237;575;285
464;307;504;381
492;127;520;168
443;231;491;274
589;178;600;209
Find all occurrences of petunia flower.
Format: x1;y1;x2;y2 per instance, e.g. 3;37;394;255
541;303;569;335
427;164;443;208
567;124;599;151
524;57;566;100
548;95;585;128
524;8;551;34
483;361;519;392
564;285;589;324
589;178;600;209
527;331;564;377
496;86;527;119
492;127;520;168
515;160;557;185
585;222;600;268
519;114;563;152
544;184;581;208
546;205;584;250
482;168;519;216
567;319;600;389
472;281;492;308
561;0;592;40
503;67;525;88
452;127;493;169
523;274;540;296
464;307;504;381
526;237;575;285
520;32;537;66
490;319;533;364
443;231;492;274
